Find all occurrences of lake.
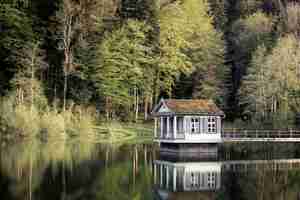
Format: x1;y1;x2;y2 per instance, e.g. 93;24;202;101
1;138;300;200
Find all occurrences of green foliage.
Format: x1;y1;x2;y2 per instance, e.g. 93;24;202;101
0;103;40;137
4;0;300;125
158;0;193;94
208;0;228;30
0;3;36;94
165;0;226;101
231;11;273;63
94;20;154;116
0;95;97;139
240;34;300;122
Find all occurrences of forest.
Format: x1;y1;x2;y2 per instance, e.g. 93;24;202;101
1;0;300;131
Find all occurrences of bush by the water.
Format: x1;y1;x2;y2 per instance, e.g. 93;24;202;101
0;98;97;139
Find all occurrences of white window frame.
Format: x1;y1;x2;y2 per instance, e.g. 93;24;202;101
207;172;217;189
191;117;200;134
207;116;217;134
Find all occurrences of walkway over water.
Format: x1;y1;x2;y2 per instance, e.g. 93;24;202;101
222;129;300;142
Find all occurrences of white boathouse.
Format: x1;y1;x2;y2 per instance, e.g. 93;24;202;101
152;99;225;144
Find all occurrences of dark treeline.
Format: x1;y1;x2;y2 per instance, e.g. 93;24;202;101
1;0;300;124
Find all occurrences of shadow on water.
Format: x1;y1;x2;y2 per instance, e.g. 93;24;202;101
1;138;300;199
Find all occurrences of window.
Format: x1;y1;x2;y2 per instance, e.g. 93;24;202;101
208;117;217;134
207;172;217;189
191;117;200;134
188;171;218;190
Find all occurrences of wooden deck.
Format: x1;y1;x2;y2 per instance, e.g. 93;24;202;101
222;129;300;142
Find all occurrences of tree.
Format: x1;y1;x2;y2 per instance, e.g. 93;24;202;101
285;2;300;36
54;0;105;110
160;0;225;102
208;0;228;30
158;0;192;98
10;42;48;110
55;0;79;111
0;3;35;95
94;20;154;121
226;11;274;118
240;34;300;121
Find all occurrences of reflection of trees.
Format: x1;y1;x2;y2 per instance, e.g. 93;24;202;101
92;144;154;200
220;163;300;200
0;140;155;200
0;137;98;200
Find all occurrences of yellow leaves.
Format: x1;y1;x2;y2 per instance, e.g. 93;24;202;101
242;34;300;116
265;35;300;90
244;12;273;35
286;3;300;34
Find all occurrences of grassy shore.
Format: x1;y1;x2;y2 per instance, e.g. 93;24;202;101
93;122;153;144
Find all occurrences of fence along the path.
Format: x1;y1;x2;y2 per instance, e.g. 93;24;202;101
222;129;300;142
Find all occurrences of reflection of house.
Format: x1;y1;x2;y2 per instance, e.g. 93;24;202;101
151;99;224;144
153;156;300;200
153;160;222;199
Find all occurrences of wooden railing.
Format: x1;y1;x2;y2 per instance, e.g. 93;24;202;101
222;129;300;142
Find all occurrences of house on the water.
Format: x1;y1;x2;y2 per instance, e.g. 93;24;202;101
151;99;225;146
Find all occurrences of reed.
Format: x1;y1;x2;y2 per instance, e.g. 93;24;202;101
0;98;97;140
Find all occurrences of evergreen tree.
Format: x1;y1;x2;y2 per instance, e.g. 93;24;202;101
0;3;36;95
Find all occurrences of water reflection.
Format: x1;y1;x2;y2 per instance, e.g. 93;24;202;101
0;137;98;200
154;145;300;200
1;140;300;200
154;160;221;192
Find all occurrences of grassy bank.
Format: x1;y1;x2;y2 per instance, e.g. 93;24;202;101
94;122;153;144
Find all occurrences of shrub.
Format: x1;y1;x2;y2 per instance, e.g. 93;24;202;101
40;109;66;138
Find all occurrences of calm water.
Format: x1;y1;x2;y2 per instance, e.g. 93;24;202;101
1;139;300;200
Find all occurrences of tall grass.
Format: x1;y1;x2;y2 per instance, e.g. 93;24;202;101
0;100;40;137
0;97;153;143
0;98;97;140
40;109;66;139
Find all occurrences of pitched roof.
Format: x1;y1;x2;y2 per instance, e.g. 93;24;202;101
152;99;224;116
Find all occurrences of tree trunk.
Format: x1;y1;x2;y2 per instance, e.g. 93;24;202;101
149;94;153;112
105;96;110;121
30;45;37;114
144;94;149;121
153;69;160;105
29;151;33;200
134;87;139;122
63;70;68;112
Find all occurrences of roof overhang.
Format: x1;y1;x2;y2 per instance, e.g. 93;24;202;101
151;98;225;118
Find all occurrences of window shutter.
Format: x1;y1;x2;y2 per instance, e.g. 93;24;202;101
186;116;191;134
204;117;208;133
217;116;221;134
200;117;204;134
